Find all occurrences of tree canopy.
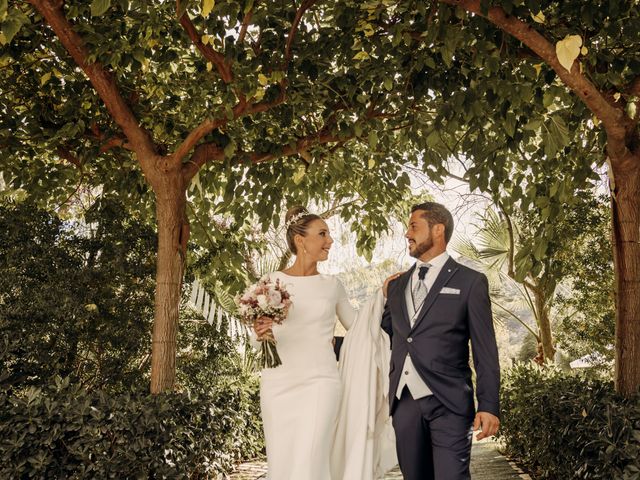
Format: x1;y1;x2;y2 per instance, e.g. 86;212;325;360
2;0;639;394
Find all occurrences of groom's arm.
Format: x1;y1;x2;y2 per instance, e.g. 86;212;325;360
381;302;392;338
468;273;500;418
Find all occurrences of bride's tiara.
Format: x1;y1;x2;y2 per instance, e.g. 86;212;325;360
285;211;309;229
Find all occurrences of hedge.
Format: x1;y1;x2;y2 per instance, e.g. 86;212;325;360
499;363;640;479
0;376;263;479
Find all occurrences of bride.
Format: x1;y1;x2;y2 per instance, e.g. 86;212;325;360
252;206;398;480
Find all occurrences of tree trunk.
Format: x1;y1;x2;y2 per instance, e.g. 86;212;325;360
533;290;555;363
150;172;188;394
611;156;640;396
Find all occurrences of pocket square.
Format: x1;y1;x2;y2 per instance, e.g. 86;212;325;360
440;287;460;295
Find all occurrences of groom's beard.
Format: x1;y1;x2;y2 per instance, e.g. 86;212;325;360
410;237;433;258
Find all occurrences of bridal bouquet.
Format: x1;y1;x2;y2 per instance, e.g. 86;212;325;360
235;277;292;368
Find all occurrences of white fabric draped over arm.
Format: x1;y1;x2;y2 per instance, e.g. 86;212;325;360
331;289;397;480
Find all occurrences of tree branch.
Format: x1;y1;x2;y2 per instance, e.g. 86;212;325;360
177;6;233;83
176;91;286;175
626;76;640;97
248;129;352;164
57;146;82;168
284;0;317;69
182;142;225;180
99;136;133;153
496;200;516;278
238;7;254;44
29;0;156;162
439;0;634;162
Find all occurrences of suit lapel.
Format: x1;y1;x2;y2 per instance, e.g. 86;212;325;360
410;257;459;332
393;265;415;328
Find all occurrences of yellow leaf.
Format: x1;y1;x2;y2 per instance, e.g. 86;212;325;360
353;51;370;61
593;116;600;127
530;11;545;23
40;72;51;86
202;0;214;18
581;409;587;418
299;149;312;163
206;62;212;72
533;63;543;77
258;73;268;86
556;35;582;72
0;32;6;46
368;158;375;169
581;46;588;55
253;88;265;101
292;165;306;185
614;92;621;102
201;34;210;45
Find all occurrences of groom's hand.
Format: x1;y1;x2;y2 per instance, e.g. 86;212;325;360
473;412;500;440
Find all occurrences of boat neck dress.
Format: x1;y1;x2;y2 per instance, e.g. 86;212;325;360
259;271;356;480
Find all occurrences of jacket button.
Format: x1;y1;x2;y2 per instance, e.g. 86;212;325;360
404;371;409;375
407;337;413;343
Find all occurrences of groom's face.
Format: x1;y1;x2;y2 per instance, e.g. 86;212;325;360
406;210;435;258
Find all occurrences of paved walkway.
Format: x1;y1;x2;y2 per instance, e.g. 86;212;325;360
229;439;531;479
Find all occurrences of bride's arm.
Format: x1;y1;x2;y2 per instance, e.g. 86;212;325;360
336;280;356;330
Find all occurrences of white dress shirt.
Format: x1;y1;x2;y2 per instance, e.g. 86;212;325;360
395;251;450;400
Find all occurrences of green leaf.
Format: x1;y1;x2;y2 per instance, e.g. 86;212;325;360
91;0;111;17
40;72;51;86
504;112;516;138
176;0;191;19
1;11;26;44
368;131;378;149
542;115;570;158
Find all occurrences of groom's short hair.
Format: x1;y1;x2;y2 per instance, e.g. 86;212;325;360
411;202;454;243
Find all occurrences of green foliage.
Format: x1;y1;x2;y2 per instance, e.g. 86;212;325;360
0;375;263;478
499;363;640;479
0;199;250;393
0;199;156;391
1;0;416;261
555;197;615;364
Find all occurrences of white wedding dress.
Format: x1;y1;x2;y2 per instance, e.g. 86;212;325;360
259;271;356;480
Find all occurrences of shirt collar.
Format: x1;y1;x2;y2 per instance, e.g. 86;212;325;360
415;251;449;271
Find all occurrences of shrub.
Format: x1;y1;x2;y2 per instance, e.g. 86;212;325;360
0;375;263;479
499;363;640;479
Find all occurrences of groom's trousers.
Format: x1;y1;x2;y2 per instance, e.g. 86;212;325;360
392;387;473;480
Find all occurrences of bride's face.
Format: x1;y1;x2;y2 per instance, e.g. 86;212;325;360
298;219;333;262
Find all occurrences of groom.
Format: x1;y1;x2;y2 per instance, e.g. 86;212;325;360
381;202;500;480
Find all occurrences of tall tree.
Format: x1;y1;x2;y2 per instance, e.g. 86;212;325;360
1;1;416;392
355;0;639;395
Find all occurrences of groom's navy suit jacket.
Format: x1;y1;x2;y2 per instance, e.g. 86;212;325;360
381;257;500;418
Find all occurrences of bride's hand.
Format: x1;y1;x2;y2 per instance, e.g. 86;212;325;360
383;272;403;298
253;315;274;340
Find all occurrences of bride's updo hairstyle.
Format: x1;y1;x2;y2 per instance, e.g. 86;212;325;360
285;206;322;255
